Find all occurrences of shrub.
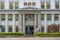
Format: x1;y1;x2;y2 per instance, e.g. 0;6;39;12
0;32;24;37
34;32;60;37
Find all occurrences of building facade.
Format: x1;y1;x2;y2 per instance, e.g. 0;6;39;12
0;0;60;35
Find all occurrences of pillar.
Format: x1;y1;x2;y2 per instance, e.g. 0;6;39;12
44;14;47;33
5;14;8;32
19;14;22;32
12;14;15;32
23;14;25;33
38;14;41;32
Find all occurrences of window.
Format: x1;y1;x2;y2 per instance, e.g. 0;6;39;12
47;14;51;21
15;2;19;9
46;2;50;9
16;26;19;32
24;2;36;6
8;14;12;21
55;2;59;9
25;14;34;21
1;14;5;21
24;2;27;6
41;14;44;20
9;2;13;9
41;2;44;9
1;2;4;9
15;14;19;20
41;25;44;32
28;2;31;6
8;25;12;32
32;2;36;6
54;14;59;21
1;25;5;32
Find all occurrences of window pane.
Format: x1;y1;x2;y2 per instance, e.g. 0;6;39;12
41;2;44;9
54;14;59;21
15;2;19;9
32;2;36;6
1;25;5;32
16;26;19;32
47;2;50;9
41;14;44;20
47;14;51;21
1;14;5;20
28;2;31;6
8;25;12;32
41;25;44;32
9;2;13;9
8;14;12;21
55;2;59;9
15;14;19;20
25;14;34;21
24;2;27;6
1;2;4;9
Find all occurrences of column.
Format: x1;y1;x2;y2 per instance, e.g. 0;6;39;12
50;0;55;9
59;14;60;32
34;14;37;32
5;0;9;9
45;2;47;9
19;14;22;32
52;14;54;24
5;14;8;32
23;14;25;33
12;14;15;32
38;14;41;32
44;14;47;33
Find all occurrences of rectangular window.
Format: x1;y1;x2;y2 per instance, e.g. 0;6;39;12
28;2;31;6
15;2;19;9
16;25;19;32
9;2;13;9
55;2;59;9
8;14;12;21
46;2;50;9
8;25;12;32
47;14;51;21
1;25;5;32
41;25;44;32
41;14;44;20
24;2;27;6
15;14;19;20
54;14;59;21
1;2;4;9
1;14;5;21
41;2;44;9
32;2;36;6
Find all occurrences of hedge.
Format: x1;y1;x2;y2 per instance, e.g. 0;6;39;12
34;32;60;37
0;32;24;37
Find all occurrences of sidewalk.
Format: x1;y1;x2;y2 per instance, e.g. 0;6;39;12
0;37;60;40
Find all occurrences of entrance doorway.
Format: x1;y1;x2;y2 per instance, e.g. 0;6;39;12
25;26;34;35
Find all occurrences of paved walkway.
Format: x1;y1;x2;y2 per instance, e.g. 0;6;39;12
0;37;60;40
